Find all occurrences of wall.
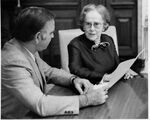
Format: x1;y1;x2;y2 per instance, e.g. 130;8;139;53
138;0;148;73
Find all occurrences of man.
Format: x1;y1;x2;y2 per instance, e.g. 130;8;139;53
1;7;108;118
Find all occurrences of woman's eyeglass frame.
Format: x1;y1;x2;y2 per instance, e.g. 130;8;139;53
83;22;104;29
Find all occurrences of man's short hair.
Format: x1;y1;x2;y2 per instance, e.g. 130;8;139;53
13;6;55;42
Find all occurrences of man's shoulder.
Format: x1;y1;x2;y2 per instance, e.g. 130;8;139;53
2;41;29;67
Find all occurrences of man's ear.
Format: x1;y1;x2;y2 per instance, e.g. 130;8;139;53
35;32;41;44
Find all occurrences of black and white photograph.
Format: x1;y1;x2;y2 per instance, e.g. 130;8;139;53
1;0;149;119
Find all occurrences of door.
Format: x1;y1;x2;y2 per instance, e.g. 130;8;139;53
106;0;137;60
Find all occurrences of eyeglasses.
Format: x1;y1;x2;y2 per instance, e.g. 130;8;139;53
84;22;103;29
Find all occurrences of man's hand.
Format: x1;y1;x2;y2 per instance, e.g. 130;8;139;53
73;78;93;95
79;83;109;108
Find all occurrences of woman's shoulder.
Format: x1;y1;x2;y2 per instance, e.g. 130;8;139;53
101;34;116;48
101;34;113;43
69;34;84;46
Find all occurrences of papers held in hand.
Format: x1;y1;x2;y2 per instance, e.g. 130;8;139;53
93;49;145;90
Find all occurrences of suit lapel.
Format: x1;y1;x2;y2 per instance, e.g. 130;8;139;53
26;55;44;91
34;53;47;86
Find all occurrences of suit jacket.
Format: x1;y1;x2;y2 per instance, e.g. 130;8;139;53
1;39;79;118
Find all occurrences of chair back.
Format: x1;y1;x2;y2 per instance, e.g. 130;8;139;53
58;26;118;72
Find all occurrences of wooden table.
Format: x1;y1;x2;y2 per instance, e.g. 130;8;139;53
30;75;148;119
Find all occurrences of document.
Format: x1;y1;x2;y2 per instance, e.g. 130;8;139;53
93;49;145;90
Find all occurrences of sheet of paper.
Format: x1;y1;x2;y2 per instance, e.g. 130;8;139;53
93;49;145;90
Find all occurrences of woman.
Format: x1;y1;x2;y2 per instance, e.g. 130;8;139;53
68;4;134;85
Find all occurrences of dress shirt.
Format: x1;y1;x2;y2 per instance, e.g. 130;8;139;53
23;47;35;61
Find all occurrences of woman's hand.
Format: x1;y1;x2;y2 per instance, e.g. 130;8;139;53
103;73;111;82
99;73;111;84
124;69;138;80
73;77;93;94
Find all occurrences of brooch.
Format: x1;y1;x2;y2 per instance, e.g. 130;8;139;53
91;42;110;51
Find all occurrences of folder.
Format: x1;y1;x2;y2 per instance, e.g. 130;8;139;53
93;49;145;90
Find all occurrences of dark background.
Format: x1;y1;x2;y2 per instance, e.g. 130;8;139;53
1;0;138;68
